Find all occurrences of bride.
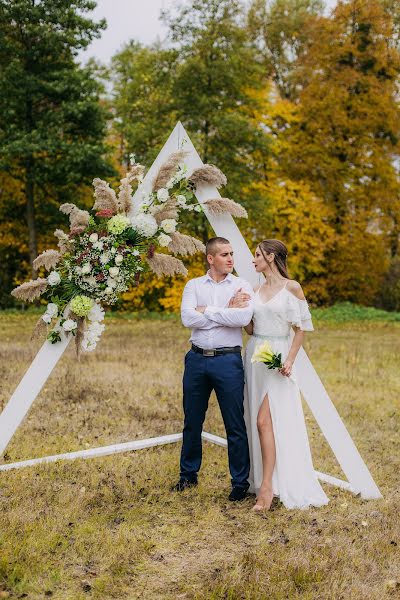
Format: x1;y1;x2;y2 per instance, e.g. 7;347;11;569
243;239;329;511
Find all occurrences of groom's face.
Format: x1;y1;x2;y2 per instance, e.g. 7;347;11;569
208;243;234;274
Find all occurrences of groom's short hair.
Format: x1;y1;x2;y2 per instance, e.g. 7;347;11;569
206;237;230;257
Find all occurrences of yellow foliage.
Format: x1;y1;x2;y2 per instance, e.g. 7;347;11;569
121;256;206;313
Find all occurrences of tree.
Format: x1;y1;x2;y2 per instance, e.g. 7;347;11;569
162;0;270;209
110;42;178;168
0;0;114;276
247;0;325;99
278;0;400;302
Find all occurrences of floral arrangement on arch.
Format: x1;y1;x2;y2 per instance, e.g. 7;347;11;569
12;151;247;355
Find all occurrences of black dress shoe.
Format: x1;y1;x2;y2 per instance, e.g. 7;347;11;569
172;478;198;492
228;486;249;502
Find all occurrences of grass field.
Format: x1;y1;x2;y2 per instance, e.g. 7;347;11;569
0;312;399;599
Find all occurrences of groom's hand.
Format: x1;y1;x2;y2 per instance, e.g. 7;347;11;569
195;306;206;313
228;288;251;308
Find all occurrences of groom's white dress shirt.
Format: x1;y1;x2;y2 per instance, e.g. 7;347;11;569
181;272;254;350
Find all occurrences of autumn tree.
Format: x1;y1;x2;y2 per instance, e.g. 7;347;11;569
278;0;400;303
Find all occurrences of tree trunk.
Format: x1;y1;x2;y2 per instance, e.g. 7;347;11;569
25;157;37;277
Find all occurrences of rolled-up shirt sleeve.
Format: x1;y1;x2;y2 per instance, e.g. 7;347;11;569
203;281;254;327
181;279;221;329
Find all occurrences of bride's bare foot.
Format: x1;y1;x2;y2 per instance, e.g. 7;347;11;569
252;487;274;512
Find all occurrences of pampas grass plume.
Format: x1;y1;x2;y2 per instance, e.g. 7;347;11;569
189;165;227;189
11;278;48;302
152;150;188;192
59;203;90;230
92;178;118;214
203;198;248;219
153;198;179;224
33;249;61;272
146;253;188;277
168;232;205;256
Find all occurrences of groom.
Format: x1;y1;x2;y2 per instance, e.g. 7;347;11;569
173;237;254;501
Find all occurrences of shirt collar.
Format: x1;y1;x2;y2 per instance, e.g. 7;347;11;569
204;271;233;284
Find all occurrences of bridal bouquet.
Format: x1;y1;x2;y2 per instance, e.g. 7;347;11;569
251;341;283;370
12;151;247;355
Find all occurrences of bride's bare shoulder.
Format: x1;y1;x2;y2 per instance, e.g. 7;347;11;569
286;279;306;300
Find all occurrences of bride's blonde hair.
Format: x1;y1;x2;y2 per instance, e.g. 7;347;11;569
258;239;289;279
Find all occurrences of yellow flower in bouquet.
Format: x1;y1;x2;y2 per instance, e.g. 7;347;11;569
251;341;283;370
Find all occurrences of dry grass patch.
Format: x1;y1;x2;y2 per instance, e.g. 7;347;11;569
0;315;399;599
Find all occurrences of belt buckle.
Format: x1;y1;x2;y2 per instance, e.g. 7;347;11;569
203;349;216;357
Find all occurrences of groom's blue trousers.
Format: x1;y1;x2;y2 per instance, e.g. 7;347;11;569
180;349;250;489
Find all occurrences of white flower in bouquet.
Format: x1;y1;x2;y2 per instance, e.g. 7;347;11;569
47;271;61;286
88;303;105;322
89;233;98;243
194;205;202;212
161;218;177;234
100;252;110;265
176;195;187;207
115;254;124;265
106;278;117;289
83;276;97;288
81;321;105;352
75;266;82;275
63;319;77;332
47;303;58;318
109;266;119;278
157;188;169;203
93;240;104;251
111;247;117;254
133;249;140;256
130;213;158;238
158;233;172;247
105;286;113;295
166;178;174;189
81;263;91;275
42;302;59;324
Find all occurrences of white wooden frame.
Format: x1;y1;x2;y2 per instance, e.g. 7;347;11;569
0;122;382;500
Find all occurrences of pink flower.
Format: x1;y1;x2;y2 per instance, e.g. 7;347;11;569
96;209;114;218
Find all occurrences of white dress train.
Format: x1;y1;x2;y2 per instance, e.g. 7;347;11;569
243;285;329;510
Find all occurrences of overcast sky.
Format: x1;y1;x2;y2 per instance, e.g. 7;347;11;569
80;0;338;65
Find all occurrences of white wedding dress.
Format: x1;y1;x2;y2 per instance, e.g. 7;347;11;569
243;284;329;509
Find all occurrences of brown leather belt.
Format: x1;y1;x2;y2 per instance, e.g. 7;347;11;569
191;344;242;357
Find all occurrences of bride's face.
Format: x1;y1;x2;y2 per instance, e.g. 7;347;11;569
253;247;270;272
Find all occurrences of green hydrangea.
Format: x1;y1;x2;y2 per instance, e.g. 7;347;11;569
107;214;131;234
70;295;94;317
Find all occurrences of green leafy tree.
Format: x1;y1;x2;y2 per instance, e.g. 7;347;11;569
0;0;114;277
247;0;325;98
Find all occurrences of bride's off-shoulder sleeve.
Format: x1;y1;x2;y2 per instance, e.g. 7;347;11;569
286;292;314;332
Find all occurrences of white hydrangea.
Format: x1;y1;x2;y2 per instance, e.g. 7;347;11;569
158;233;172;247
161;219;177;234
81;321;106;352
93;240;104;251
157;188;169;203
47;271;61;286
130;213;158;238
88;303;105;322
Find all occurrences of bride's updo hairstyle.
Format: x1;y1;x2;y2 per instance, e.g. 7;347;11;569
258;239;289;279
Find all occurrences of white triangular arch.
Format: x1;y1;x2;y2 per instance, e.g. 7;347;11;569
0;123;382;501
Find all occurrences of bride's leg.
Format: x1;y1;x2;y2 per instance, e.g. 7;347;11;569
253;393;276;511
